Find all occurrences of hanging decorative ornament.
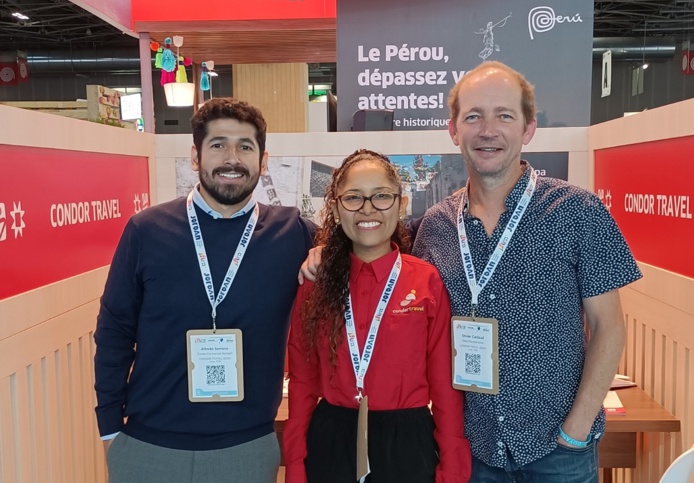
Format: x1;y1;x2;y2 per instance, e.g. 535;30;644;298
150;41;159;52
154;47;163;69
200;62;211;91
161;67;177;86
161;37;177;72
183;57;193;67
172;36;188;83
176;56;188;83
205;60;216;98
159;34;194;106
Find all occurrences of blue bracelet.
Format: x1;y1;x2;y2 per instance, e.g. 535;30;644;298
559;426;592;448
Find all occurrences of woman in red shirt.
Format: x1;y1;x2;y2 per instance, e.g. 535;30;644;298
284;149;471;483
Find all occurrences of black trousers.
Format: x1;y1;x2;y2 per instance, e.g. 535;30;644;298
305;399;439;483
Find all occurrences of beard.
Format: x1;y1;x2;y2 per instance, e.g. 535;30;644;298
198;165;259;207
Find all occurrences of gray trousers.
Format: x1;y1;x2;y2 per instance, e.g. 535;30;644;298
107;432;281;483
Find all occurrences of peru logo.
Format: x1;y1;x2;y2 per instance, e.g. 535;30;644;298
528;6;583;41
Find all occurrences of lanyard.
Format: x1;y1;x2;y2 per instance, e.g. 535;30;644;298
457;169;537;316
186;190;258;331
344;253;402;400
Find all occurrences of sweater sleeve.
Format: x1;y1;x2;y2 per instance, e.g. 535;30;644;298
427;275;472;483
93;219;142;436
283;283;321;483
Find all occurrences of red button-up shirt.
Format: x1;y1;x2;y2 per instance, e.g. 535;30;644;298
284;248;471;483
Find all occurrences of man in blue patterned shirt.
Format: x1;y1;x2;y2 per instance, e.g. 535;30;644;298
411;61;642;482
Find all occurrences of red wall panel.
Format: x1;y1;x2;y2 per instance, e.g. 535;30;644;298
131;0;336;23
0;145;150;300
594;136;694;279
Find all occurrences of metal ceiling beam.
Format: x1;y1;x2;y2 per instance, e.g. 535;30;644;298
633;25;694;30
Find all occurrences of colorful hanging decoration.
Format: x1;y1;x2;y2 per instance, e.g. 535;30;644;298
153;35;192;87
154;48;163;69
160;66;176;85
161;37;177;72
200;62;211;91
176;56;188;83
172;36;187;83
151;38;163;69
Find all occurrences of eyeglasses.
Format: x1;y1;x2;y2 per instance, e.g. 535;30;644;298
336;192;400;212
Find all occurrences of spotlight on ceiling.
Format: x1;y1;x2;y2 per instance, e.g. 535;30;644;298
12;12;30;21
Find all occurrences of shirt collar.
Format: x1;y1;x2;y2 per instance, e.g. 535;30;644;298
462;160;534;216
349;243;400;284
192;183;256;219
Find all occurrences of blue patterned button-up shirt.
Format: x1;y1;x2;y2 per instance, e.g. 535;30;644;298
412;162;642;467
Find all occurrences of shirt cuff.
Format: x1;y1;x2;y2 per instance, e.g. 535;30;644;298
100;432;120;441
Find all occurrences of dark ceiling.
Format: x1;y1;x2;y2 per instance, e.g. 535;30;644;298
594;0;694;38
0;0;137;50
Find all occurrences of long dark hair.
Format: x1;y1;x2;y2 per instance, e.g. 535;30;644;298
300;149;411;367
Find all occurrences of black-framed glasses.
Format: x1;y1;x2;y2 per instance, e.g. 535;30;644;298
336;192;400;212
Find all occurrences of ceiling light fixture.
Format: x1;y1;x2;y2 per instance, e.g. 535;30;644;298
12;12;30;21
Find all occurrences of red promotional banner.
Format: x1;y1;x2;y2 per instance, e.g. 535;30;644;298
682;50;694;75
0;62;18;86
0;145;150;300
132;0;335;23
17;55;29;83
594;136;694;279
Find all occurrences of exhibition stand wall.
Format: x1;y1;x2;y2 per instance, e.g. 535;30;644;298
1;97;693;481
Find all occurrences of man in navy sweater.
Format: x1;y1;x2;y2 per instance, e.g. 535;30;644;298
94;98;314;483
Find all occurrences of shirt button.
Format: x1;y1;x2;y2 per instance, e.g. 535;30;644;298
498;416;504;422
497;441;504;447
497;450;504;455
473;220;479;225
489;294;496;300
359;324;365;329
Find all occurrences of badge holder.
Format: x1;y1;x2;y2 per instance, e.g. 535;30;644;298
357;395;370;482
451;316;500;395
186;328;244;402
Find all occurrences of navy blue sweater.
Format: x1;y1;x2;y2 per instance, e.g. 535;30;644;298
94;197;314;450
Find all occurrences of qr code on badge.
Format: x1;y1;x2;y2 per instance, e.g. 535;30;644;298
206;365;225;385
465;353;481;375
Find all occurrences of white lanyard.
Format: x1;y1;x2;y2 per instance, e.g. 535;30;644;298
344;253;402;400
186;190;258;331
457;169;537;316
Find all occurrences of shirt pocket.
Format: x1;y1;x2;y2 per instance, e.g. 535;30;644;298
381;311;428;366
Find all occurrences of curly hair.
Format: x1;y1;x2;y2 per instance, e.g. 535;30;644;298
190;97;267;164
300;149;411;369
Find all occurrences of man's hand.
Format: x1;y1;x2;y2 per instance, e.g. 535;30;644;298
103;439;113;453
298;246;323;284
